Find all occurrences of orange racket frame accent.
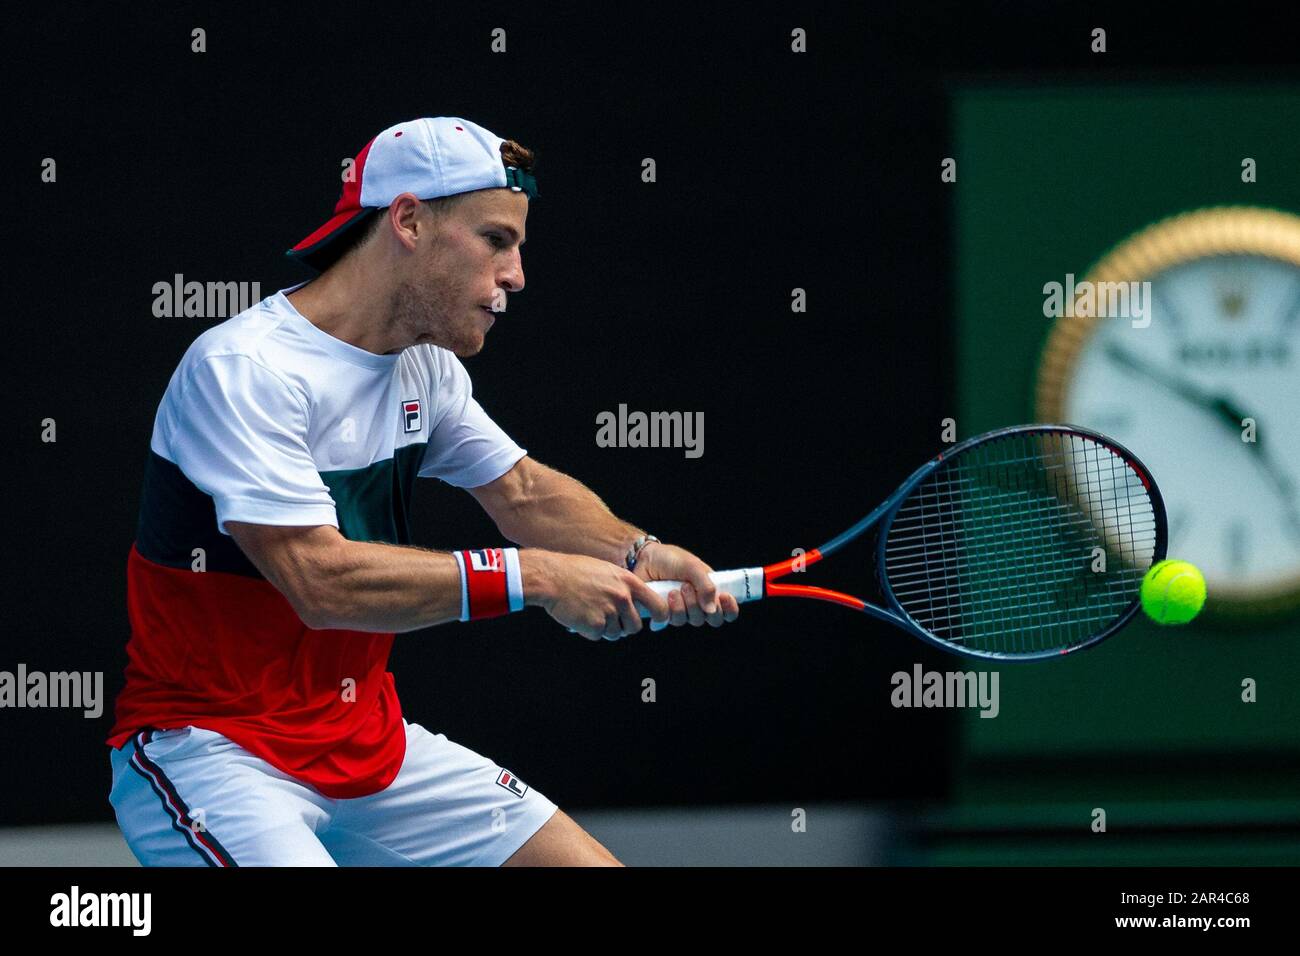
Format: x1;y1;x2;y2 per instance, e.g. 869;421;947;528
762;549;867;610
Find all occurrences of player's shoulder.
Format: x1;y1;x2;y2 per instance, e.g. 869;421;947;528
157;286;318;416
174;285;309;379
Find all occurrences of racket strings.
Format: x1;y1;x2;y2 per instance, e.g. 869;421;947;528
959;436;1146;651
882;431;1159;655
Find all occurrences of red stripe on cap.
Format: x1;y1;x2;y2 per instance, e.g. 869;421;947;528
289;135;379;254
333;135;378;217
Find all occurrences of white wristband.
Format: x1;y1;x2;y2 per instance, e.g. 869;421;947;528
452;551;470;622
504;547;524;612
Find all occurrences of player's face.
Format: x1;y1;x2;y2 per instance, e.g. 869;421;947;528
391;189;527;357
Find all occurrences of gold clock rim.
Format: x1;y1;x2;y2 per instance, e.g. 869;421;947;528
1034;205;1300;619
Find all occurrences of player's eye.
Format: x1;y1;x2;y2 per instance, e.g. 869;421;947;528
486;233;506;249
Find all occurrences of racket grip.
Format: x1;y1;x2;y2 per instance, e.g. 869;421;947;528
635;568;765;631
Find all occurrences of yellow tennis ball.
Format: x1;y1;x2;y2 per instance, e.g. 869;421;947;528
1141;559;1207;625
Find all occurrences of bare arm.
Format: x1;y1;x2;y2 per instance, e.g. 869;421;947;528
466;456;740;628
467;456;644;563
226;519;667;637
225;455;692;637
226;523;468;632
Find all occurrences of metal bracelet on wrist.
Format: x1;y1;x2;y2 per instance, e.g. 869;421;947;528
625;534;660;571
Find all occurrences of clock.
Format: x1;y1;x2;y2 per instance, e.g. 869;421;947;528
1037;206;1300;619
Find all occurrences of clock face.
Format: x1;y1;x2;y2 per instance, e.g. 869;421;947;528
1062;254;1300;604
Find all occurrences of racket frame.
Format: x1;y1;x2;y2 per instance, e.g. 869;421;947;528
760;423;1168;661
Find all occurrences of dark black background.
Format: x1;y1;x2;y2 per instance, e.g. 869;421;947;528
7;1;1295;826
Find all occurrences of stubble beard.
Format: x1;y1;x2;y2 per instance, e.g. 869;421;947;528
389;274;482;357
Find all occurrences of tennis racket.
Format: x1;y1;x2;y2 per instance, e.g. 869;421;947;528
638;424;1167;661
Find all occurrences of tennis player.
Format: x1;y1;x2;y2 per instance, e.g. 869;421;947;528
106;116;739;867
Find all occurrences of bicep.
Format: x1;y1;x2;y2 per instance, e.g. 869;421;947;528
226;521;346;627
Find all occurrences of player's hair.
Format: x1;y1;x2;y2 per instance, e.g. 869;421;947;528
330;138;536;271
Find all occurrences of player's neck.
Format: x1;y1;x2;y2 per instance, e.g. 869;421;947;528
287;265;397;356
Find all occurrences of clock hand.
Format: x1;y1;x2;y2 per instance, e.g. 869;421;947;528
1103;343;1250;435
1245;443;1300;546
1104;344;1300;545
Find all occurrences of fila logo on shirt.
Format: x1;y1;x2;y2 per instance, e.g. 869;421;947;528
402;398;422;433
469;548;504;573
496;769;528;798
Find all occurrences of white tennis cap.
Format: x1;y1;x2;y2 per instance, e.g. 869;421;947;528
286;116;537;273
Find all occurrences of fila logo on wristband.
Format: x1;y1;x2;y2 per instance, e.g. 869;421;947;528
454;548;524;621
469;549;502;572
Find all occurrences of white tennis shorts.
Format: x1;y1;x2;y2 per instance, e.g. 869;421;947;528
108;719;558;866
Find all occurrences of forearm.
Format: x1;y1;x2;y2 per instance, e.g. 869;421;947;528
497;466;644;564
309;538;559;633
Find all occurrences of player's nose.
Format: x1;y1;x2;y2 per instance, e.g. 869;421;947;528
499;250;524;293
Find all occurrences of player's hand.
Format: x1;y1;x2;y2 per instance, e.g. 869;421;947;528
522;550;670;641
631;541;741;630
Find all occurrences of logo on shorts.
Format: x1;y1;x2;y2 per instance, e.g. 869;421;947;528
402;399;422;433
496;769;528;798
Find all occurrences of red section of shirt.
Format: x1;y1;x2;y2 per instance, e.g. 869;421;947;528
107;544;405;799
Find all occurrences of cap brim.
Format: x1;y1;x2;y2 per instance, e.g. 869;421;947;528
285;207;379;273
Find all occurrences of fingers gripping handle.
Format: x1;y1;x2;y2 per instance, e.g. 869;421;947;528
636;568;765;631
